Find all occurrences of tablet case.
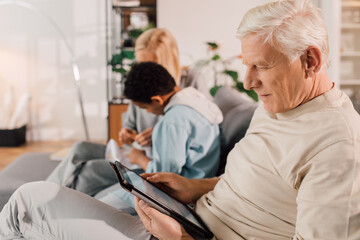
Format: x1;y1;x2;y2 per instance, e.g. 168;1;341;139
109;161;214;239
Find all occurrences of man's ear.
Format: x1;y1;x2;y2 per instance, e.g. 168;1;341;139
151;95;164;105
302;46;322;78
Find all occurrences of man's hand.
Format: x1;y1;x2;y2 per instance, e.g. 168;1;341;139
128;148;150;170
134;197;194;240
119;128;138;145
135;127;153;146
141;172;220;204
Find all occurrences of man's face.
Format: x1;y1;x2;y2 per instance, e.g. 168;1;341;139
132;100;164;115
241;34;312;113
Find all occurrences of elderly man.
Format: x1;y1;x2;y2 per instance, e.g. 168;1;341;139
134;0;360;239
1;0;359;239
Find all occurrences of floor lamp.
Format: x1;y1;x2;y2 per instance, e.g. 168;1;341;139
0;0;90;140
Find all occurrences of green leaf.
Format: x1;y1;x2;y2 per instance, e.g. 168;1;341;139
194;59;211;68
110;54;124;66
235;82;258;102
110;50;135;66
235;81;245;91
246;90;259;102
223;70;238;83
212;54;221;61
147;22;156;29
128;23;155;39
207;42;218;49
122;49;135;60
128;29;144;39
210;85;222;97
112;67;127;74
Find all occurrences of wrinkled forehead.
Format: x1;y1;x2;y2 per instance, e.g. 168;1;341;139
241;34;283;66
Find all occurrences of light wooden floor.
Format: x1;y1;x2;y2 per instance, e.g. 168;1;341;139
0;140;87;171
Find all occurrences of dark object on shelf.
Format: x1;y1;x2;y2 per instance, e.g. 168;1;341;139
123;39;135;48
0;125;26;147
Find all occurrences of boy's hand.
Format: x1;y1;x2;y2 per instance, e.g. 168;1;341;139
119;128;138;145
128;148;150;170
140;172;218;204
134;197;194;240
135;127;153;146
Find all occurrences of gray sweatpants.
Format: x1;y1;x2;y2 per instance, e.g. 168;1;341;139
46;141;118;197
0;181;152;240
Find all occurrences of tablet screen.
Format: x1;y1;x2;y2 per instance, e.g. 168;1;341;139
119;164;204;229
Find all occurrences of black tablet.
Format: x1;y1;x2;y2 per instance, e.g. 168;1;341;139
109;161;214;240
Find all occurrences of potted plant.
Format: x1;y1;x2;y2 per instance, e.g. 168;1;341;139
195;42;258;102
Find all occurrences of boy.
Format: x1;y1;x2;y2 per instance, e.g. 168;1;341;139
99;61;223;210
124;62;222;174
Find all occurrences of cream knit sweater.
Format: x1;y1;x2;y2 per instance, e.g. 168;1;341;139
196;87;360;240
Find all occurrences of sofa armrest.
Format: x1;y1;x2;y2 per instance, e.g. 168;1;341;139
0;152;59;210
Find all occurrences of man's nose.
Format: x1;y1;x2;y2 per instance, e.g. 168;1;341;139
243;68;260;90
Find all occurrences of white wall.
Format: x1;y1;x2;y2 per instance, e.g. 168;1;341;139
0;0;107;141
319;0;341;86
0;0;339;142
158;0;277;61
158;0;338;85
158;0;270;84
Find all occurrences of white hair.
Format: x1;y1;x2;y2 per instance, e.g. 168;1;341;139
237;0;329;69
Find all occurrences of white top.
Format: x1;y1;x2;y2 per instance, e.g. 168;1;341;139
196;87;360;240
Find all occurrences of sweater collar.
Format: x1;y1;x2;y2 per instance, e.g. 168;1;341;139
268;87;344;120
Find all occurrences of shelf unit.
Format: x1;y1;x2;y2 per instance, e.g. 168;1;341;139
106;0;156;145
339;0;360;111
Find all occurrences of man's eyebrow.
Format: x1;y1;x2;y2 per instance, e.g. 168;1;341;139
242;57;269;66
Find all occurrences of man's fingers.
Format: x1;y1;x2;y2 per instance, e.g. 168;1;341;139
138;199;166;221
134;197;152;230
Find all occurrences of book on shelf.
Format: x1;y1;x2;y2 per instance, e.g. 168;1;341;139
113;0;140;7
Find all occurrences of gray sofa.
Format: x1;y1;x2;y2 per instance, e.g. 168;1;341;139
0;152;59;209
0;86;256;210
214;86;257;175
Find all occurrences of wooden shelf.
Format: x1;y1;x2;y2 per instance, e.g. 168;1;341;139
340;79;360;85
341;1;360;91
106;1;156;143
341;51;360;57
342;23;360;29
342;1;360;7
108;103;129;147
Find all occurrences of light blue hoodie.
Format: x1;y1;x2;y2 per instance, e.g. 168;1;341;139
111;87;223;208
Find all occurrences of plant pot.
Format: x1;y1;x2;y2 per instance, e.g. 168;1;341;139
0;125;26;147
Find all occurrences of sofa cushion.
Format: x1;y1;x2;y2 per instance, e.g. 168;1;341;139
0;152;59;210
214;86;257;175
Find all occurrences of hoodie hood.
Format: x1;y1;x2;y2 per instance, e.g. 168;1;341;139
164;87;223;125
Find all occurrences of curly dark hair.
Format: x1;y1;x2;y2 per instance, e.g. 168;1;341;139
124;62;176;103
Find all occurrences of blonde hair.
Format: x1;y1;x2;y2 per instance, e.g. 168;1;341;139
135;28;181;84
237;0;329;69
